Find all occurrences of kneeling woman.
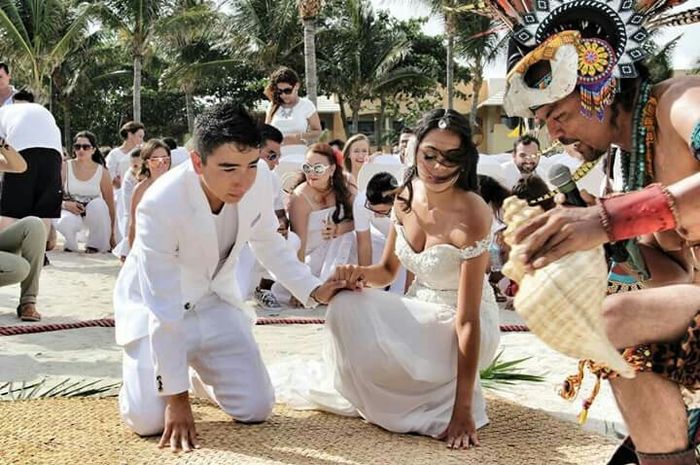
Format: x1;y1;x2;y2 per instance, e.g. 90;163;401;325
56;131;115;253
325;109;500;448
286;143;355;284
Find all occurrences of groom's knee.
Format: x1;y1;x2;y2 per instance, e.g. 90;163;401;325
225;385;275;423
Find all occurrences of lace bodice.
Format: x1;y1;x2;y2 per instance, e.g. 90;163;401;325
394;223;492;307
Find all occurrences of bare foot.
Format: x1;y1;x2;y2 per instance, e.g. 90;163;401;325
17;302;41;322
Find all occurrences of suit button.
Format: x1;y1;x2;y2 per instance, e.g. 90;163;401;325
184;302;191;310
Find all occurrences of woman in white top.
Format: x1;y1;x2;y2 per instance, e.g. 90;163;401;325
56;131;116;253
112;149;142;261
281;143;355;304
342;134;370;188
264;67;322;158
127;139;171;247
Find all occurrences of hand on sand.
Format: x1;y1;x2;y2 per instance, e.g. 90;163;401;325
159;392;200;453
438;408;480;450
513;190;607;270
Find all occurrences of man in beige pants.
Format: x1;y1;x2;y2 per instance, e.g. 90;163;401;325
0;140;45;321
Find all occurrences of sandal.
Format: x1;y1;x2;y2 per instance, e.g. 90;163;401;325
85;247;99;254
16;303;41;322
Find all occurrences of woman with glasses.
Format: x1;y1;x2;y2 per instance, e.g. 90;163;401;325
342;134;371;187
127;139;171;248
55;131;116;253
352;172;406;294
280;143;355;304
264;67;322;158
275;110;501;448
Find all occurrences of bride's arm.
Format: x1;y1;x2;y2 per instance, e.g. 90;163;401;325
355;226;402;288
443;199;492;448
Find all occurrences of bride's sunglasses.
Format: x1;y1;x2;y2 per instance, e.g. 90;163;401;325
302;163;330;175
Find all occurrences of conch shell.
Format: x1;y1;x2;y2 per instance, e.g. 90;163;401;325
501;197;635;378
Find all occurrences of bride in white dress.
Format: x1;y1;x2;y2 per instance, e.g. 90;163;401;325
274;109;500;449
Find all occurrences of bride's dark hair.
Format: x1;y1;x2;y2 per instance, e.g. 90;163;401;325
399;109;479;212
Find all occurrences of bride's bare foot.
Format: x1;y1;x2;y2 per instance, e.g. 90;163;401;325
17;302;41;322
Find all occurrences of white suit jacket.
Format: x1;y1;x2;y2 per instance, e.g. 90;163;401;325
113;160;321;395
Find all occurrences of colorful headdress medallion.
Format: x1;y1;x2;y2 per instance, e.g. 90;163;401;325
460;0;700;120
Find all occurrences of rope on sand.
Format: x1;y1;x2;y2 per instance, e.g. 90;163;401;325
0;317;530;336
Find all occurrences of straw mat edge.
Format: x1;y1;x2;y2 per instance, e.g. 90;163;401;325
0;395;616;465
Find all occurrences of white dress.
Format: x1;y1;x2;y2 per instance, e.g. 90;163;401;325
272;220;501;437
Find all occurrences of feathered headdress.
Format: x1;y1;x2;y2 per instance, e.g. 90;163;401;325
460;0;700;119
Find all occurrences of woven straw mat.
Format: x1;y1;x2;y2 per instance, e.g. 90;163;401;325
1;395;616;465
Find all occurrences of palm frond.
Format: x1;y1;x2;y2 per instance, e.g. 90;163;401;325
479;350;546;391
0;378;121;400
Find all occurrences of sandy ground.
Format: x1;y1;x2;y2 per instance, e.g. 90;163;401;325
0;248;626;440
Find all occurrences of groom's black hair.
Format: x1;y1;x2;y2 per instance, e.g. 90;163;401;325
193;102;261;164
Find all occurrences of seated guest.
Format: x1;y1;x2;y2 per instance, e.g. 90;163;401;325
353;172;406;294
512;175;556;211
113;149;142;261
0;141;45;321
478;175;512;302
279;143;355;304
127;139;171;247
56;131;115;253
342;134;370;187
252;124;303;308
162;136;189;167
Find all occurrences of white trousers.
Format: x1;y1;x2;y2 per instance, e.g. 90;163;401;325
118;299;274;436
55;197;111;252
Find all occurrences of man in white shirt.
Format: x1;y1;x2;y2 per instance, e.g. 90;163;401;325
114;102;352;453
106;121;144;190
0;90;63;239
501;134;550;189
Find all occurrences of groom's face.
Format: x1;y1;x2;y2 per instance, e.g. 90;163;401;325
193;142;260;204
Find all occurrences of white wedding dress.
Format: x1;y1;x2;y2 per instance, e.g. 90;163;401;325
272;220;501;438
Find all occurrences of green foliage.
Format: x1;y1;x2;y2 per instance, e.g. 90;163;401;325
479;350;546;391
0;378;120;400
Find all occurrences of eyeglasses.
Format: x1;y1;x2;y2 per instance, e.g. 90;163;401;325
364;199;392;217
302;163;330;175
263;151;279;162
148;156;171;163
276;87;294;95
73;144;93;151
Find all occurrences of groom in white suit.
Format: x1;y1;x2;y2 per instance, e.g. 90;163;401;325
114;103;350;452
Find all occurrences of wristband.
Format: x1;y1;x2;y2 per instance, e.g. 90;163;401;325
599;183;678;242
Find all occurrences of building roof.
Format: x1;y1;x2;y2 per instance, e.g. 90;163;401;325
477;78;506;109
477;89;505;108
253;95;341;114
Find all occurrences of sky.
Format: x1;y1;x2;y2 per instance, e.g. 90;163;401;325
370;0;700;77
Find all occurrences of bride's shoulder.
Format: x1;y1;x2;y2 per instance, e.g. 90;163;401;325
450;191;492;249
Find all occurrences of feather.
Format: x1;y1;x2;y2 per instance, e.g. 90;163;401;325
647;6;700;29
496;0;520;18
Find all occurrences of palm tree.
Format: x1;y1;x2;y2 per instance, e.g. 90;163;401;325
298;0;322;106
228;0;304;74
403;0;463;109
318;0;422;136
454;13;507;129
94;0;176;122
0;0;98;104
157;0;221;133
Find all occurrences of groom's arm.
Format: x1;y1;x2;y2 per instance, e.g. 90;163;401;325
134;195;188;396
248;166;322;304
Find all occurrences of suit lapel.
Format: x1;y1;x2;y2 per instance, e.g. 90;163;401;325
184;167;219;279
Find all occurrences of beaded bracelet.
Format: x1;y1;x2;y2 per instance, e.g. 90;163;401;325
599;183;678;242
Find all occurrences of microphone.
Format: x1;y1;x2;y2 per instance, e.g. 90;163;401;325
548;164;586;207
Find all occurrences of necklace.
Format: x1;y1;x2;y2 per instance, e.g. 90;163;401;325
620;80;656;192
279;104;294;119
